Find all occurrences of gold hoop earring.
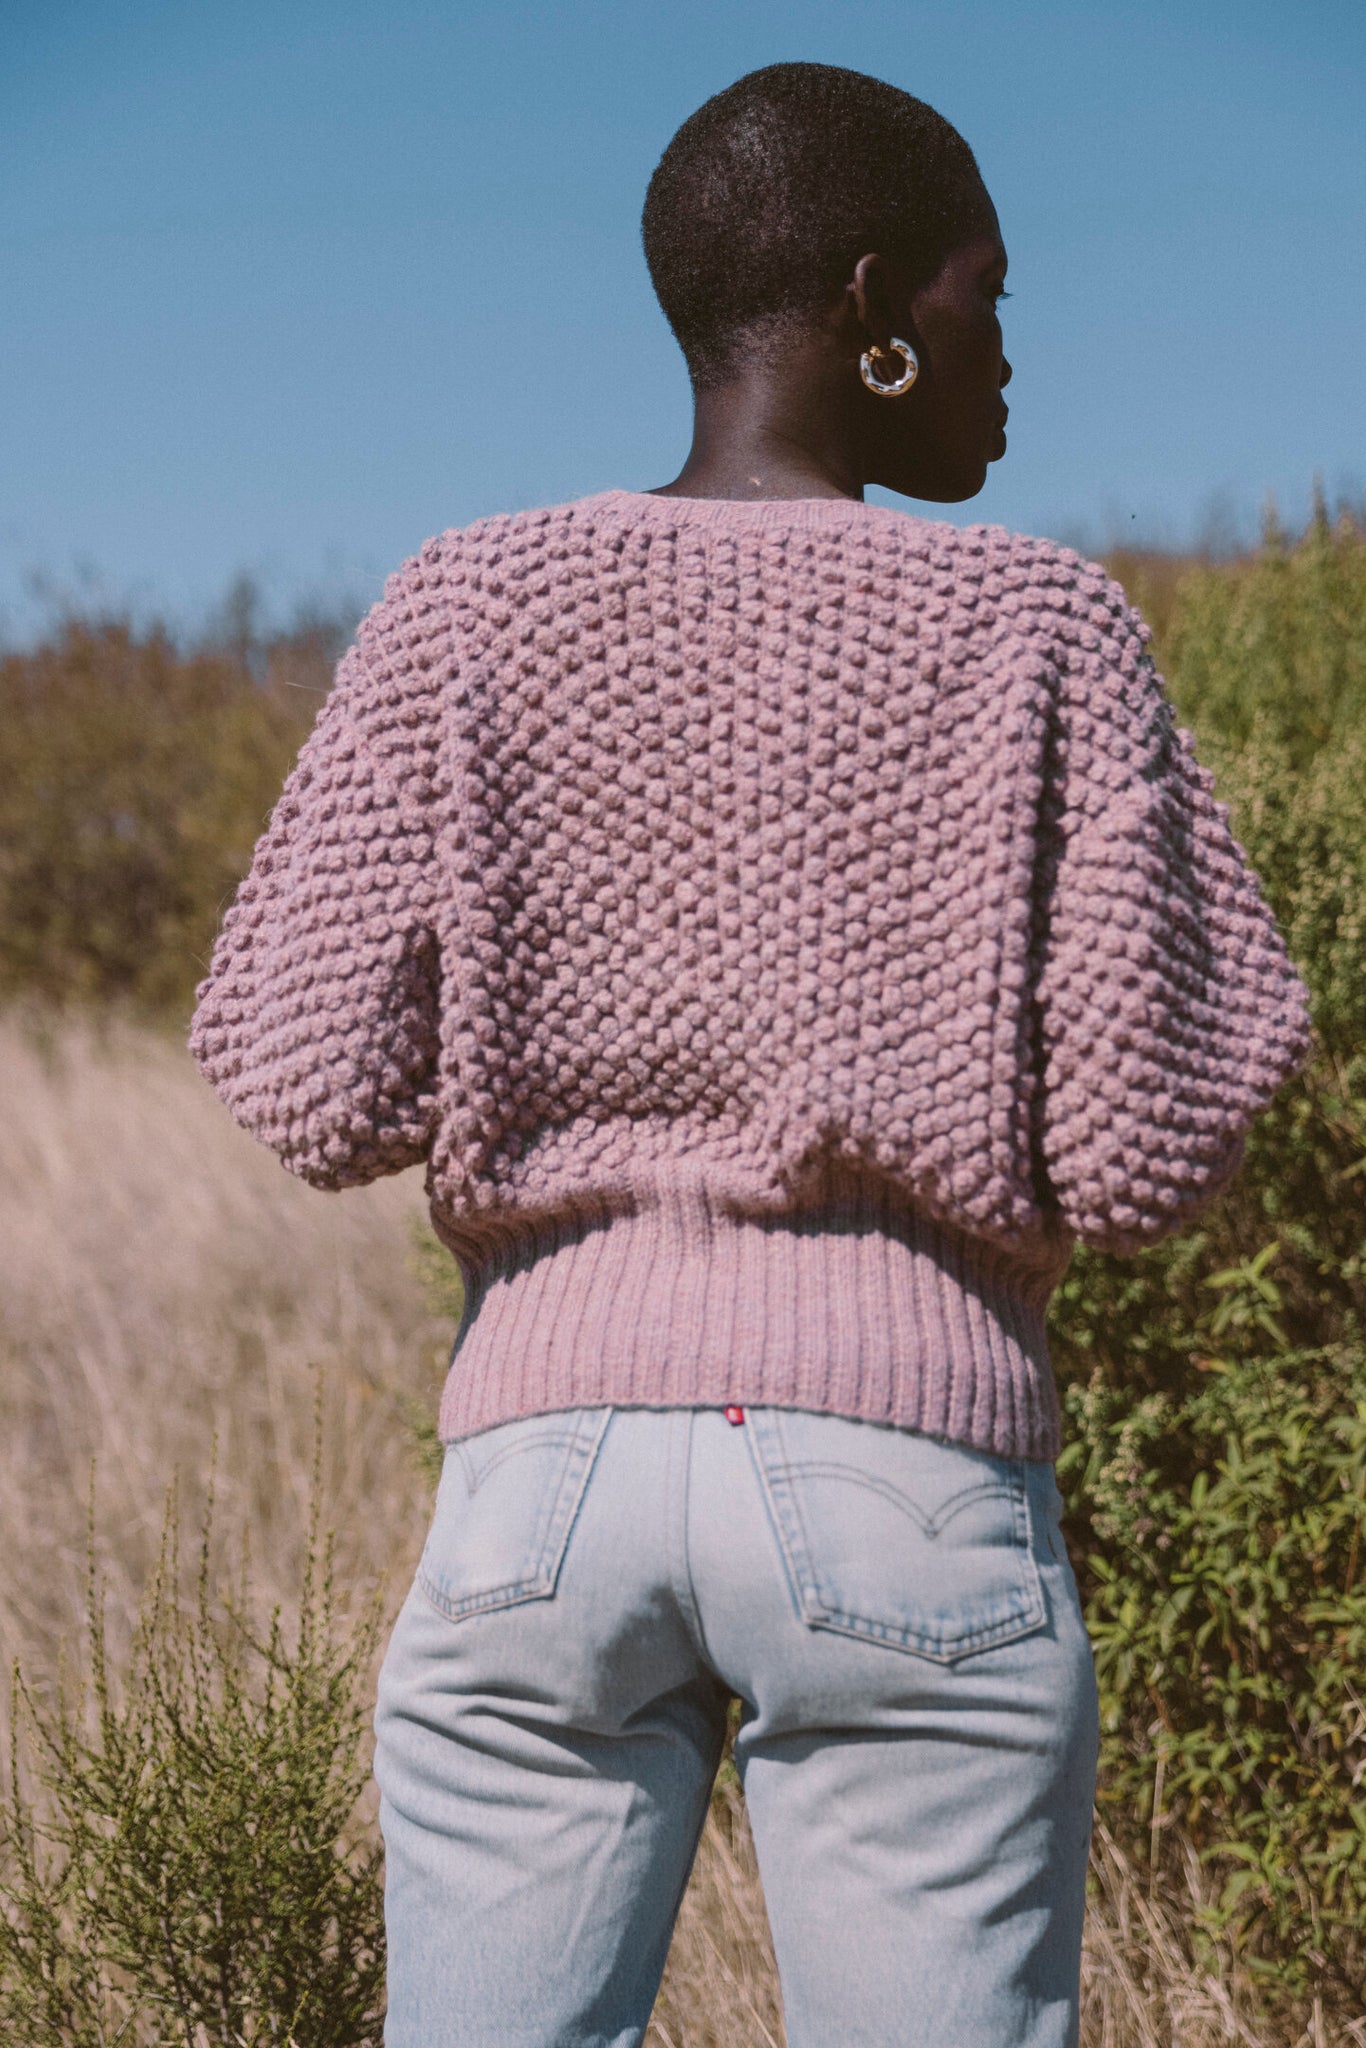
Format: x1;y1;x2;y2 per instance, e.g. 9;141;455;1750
860;337;919;397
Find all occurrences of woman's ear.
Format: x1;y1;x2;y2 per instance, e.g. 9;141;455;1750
849;253;895;355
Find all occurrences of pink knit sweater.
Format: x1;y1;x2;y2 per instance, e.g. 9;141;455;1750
189;490;1311;1459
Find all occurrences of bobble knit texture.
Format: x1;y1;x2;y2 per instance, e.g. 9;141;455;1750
190;491;1311;1459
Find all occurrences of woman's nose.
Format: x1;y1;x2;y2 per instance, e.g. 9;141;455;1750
1000;356;1013;389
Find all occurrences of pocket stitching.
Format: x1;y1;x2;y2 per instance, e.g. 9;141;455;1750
759;1461;1020;1540
417;1409;611;1622
454;1426;589;1496
746;1410;1047;1663
792;1598;1046;1663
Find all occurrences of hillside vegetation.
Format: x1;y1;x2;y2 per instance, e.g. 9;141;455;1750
0;506;1363;2043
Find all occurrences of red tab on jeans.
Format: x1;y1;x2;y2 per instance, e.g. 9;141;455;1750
723;1405;746;1426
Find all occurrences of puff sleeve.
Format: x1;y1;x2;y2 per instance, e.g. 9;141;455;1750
1032;586;1312;1252
188;638;442;1189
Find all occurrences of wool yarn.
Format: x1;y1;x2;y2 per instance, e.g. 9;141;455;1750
190;490;1310;1456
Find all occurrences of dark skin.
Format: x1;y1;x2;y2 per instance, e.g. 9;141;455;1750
650;201;1011;506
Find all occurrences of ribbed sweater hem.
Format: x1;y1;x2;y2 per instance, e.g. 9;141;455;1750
434;1179;1070;1462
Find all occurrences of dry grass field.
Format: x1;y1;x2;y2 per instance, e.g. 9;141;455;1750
0;1014;1351;2046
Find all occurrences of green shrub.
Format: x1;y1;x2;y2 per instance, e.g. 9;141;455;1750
0;1457;386;2046
1060;1346;1366;2007
1164;496;1366;764
0;616;323;1014
1052;508;1366;2020
1054;511;1366;1395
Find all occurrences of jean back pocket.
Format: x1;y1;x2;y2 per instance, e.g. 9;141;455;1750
745;1408;1046;1662
417;1407;611;1622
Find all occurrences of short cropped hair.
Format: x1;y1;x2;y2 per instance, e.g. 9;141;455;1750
642;63;992;390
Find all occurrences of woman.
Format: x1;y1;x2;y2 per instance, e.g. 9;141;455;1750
190;62;1310;2048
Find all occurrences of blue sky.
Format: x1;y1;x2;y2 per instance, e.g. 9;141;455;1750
3;0;1363;643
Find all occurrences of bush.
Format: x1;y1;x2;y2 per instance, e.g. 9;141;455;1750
0;613;327;1013
1052;507;1366;2023
1061;1347;1366;2009
0;1448;386;2046
1165;496;1366;764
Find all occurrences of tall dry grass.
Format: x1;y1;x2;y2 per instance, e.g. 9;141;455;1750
0;1015;1353;2045
0;1010;444;1706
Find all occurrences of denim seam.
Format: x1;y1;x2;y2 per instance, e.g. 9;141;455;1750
756;1463;1018;1539
676;1409;721;1671
743;1411;813;1629
746;1411;1048;1661
453;1424;592;1493
796;1593;1047;1663
417;1408;612;1621
663;1410;704;1665
449;1429;577;1593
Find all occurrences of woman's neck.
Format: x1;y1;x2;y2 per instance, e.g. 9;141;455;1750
648;370;865;503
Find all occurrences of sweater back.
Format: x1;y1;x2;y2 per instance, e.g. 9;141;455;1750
189;490;1311;1458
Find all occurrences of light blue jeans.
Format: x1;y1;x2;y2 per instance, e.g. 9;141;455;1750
374;1405;1098;2048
